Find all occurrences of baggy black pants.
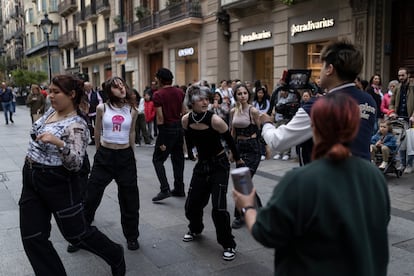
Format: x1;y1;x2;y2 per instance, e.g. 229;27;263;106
19;162;123;275
84;146;140;242
152;124;185;193
234;138;263;219
184;153;236;249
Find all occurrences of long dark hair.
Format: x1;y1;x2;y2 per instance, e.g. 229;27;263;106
51;75;89;122
104;77;135;108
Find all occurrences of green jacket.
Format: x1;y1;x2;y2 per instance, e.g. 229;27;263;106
252;156;390;276
389;82;414;117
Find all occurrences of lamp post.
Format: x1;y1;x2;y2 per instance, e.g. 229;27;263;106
40;14;53;83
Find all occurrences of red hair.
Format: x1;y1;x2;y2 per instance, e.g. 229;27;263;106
311;93;360;161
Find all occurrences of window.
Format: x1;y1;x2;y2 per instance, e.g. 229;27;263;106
93;23;97;44
66;49;71;68
104;18;110;39
26;8;34;24
49;0;58;12
307;41;329;82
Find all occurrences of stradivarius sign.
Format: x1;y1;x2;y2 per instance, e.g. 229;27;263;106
291;18;335;37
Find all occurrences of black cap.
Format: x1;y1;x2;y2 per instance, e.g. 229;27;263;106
156;68;174;81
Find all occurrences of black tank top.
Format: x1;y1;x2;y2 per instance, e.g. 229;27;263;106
187;111;224;160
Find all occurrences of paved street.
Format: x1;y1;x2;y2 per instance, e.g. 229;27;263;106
0;105;414;276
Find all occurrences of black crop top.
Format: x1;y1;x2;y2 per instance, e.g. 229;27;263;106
234;107;259;138
186;111;224;160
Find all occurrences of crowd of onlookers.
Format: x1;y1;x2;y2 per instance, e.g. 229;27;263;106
13;40;414;276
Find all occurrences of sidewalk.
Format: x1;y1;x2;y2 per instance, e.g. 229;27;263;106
0;106;413;275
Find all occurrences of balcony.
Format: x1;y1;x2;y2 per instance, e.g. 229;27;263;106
58;30;79;48
75;10;87;27
13;28;24;39
114;1;202;39
85;4;98;21
221;0;274;17
96;0;110;15
74;40;110;59
58;0;78;17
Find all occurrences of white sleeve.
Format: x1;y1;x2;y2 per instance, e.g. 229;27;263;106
262;108;313;152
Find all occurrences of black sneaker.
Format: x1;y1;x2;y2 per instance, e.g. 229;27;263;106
183;231;198;242
152;191;171;202
171;189;185;197
67;244;80;253
231;217;244;229
223;248;236;261
127;239;139;250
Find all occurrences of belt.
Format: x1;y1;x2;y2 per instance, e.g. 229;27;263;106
25;156;60;170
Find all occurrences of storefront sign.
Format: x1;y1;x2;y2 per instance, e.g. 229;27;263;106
291;18;335;37
240;31;272;46
239;24;274;51
178;47;194;57
289;12;338;44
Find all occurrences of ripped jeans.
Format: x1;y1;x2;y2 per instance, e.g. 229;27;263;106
184;152;236;249
19;161;123;275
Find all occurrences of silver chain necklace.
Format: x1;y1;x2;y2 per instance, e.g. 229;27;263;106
191;111;207;124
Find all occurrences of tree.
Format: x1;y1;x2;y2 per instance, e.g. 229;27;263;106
11;69;48;88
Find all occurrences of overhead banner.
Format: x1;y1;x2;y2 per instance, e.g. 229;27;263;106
114;32;128;63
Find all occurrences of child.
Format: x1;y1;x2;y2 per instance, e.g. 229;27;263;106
370;120;397;169
144;88;156;140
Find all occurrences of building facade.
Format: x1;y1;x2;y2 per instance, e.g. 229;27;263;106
0;0;412;92
24;0;60;82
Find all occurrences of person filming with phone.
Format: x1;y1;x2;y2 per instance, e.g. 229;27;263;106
233;93;390;276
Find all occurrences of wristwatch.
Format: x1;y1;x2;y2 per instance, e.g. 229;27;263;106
241;206;256;217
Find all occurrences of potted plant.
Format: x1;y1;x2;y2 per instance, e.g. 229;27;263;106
135;6;150;20
113;15;121;27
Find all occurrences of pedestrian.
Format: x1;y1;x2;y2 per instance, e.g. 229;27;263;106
151;68;186;202
144;88;156;140
388;67;414;172
230;84;263;229
0;82;14;124
260;40;377;164
233;92;390;276
73;76;140;252
84;81;103;145
182;85;244;261
19;74;125;276
26;84;46;123
132;88;152;146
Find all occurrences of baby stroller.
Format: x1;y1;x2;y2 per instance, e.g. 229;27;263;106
374;119;408;178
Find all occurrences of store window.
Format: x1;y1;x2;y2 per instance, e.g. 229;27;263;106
307;41;329;81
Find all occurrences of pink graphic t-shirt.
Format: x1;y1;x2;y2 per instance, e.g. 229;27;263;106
101;104;132;144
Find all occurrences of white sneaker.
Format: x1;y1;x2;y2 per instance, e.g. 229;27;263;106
273;154;281;160
260;155;266;161
404;166;413;174
378;161;388;169
282;155;290;161
222;248;236;261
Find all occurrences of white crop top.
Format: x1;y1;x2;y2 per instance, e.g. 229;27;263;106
101;103;132;144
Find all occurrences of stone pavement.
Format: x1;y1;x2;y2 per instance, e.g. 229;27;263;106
0;106;413;276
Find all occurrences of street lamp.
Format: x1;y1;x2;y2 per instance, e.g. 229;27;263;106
40;13;53;83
